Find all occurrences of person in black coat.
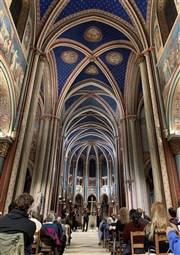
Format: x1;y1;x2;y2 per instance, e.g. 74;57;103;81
0;193;36;255
82;208;90;232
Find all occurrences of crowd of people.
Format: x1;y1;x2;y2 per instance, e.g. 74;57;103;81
0;193;180;255
97;201;180;255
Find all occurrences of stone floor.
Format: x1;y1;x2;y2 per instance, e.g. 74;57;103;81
64;229;108;255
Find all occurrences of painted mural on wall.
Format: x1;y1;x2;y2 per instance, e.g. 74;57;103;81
158;17;180;88
0;5;13;58
171;79;180;135
154;15;163;59
0;67;11;135
0;1;26;102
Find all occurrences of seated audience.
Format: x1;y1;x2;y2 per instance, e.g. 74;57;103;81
168;207;179;225
111;207;129;247
0;193;36;255
41;213;60;255
144;202;178;254
136;208;150;224
122;209;147;255
54;214;66;255
98;217;109;245
166;226;180;255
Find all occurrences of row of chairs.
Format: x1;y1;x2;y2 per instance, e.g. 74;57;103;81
131;231;172;255
31;231;55;255
103;230;172;255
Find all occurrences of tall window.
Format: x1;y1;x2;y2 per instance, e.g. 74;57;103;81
77;158;83;177
102;158;107;177
89;159;96;177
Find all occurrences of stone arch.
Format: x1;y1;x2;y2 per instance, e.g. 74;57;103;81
0;60;15;137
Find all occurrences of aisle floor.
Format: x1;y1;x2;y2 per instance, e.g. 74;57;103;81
64;229;108;255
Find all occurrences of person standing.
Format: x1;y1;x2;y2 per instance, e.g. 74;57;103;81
71;208;79;232
82;208;90;232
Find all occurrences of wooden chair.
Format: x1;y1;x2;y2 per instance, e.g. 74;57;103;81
31;231;40;255
116;231;126;255
130;231;145;255
155;233;169;255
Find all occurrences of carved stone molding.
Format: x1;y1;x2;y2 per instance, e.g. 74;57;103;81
0;142;10;157
0;137;12;157
168;135;180;155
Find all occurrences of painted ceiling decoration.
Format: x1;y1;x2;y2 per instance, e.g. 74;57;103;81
37;0;151;174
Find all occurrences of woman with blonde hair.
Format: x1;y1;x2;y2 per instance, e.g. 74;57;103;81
144;202;178;254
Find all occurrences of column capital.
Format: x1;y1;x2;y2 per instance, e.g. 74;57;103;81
137;56;145;64
40;114;60;121
168;135;180;155
120;115;139;122
39;54;47;62
0;138;12;157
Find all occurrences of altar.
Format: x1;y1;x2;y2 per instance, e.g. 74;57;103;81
88;214;96;230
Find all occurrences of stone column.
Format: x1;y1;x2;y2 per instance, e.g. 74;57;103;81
96;157;100;202
31;115;51;198
129;116;146;210
43;118;60;217
63;158;68;199
139;56;163;202
15;54;46;196
120;119;133;209
143;50;172;207
73;161;77;202
5;50;43;210
107;160;111;198
114;136;120;207
119;121;129;208
99;162;102;200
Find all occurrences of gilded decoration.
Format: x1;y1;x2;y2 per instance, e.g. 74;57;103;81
61;51;78;64
106;52;123;65
0;142;10;157
0;68;11;135
85;64;99;75
84;26;102;42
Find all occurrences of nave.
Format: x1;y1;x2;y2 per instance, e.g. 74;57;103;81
64;230;105;255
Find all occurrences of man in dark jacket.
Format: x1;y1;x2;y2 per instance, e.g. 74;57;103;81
82;208;90;232
0;193;36;255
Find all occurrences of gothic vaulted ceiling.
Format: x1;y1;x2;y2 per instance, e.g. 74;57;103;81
37;0;151;165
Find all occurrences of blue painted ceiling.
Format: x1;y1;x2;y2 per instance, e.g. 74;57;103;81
38;0;148;165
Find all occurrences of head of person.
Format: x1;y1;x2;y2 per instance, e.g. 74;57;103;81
136;208;144;217
46;213;55;222
14;193;34;213
31;210;40;221
149;202;170;240
119;207;129;224
129;209;139;220
168;207;177;218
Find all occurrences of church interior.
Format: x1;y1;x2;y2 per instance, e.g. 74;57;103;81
0;0;180;221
